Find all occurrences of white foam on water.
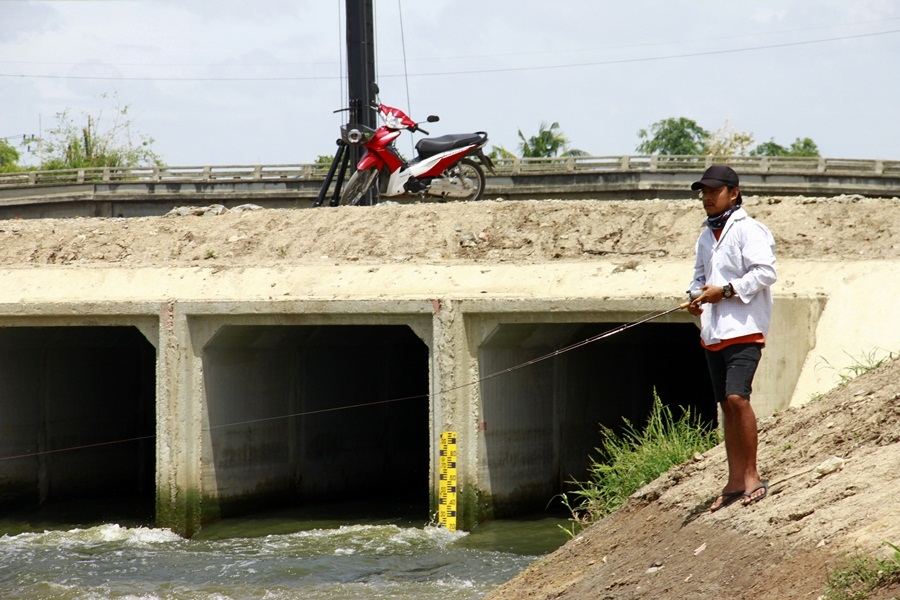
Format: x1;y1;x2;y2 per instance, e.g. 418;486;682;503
389;524;468;547
0;523;183;548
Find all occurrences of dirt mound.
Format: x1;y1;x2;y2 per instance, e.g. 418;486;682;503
487;357;900;600
0;195;896;266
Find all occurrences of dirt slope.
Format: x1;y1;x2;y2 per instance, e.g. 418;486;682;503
487;357;900;600
0;195;896;266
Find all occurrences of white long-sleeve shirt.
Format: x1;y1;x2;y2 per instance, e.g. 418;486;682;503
689;207;777;347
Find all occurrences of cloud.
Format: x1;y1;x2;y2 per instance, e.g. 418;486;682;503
0;2;60;42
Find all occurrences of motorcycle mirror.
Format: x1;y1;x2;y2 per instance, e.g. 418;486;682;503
426;115;440;123
371;82;380;95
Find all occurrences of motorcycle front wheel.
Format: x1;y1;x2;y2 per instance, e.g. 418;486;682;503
339;168;379;206
452;158;485;201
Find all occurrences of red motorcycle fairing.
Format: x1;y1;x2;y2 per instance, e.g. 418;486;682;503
355;129;403;171
378;103;417;128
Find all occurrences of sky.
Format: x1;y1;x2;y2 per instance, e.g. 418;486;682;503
1;0;899;166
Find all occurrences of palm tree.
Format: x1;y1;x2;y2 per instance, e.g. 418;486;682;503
518;122;585;157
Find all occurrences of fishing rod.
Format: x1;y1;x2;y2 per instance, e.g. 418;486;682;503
0;302;691;462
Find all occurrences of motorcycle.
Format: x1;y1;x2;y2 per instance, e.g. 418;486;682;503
336;93;494;205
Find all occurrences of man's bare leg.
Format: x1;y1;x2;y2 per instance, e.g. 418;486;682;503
723;394;765;504
709;400;747;511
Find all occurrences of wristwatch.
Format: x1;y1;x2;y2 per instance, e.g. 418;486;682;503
722;283;735;299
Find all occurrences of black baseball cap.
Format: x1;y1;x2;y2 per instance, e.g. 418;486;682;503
691;165;743;203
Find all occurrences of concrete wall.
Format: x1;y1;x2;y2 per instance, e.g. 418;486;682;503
2;260;892;535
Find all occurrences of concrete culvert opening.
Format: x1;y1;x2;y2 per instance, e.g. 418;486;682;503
479;321;714;517
202;324;429;522
0;326;156;525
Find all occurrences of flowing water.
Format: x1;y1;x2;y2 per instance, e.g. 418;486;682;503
0;508;569;599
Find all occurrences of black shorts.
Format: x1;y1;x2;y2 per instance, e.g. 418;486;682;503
705;343;762;403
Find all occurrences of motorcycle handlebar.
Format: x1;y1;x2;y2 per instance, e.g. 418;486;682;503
412;124;429;135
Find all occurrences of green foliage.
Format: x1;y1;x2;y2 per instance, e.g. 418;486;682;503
517;121;585;158
315;154;335;167
38;96;161;170
560;392;720;533
824;542;900;600
636;117;709;155
751;140;789;156
820;349;897;386
0;139;21;172
751;136;820;157
787;137;820;157
637;116;820;158
487;145;517;161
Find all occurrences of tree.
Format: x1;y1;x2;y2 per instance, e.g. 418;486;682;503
487;145;517;161
315;154;335;167
704;120;755;159
517;122;585;158
750;136;820;157
750;140;789;156
0;139;20;172
38;97;161;170
786;137;820;157
636;117;709;155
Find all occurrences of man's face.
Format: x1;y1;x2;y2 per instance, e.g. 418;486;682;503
700;185;739;216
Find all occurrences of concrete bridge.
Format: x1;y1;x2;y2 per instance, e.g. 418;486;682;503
1;154;898;218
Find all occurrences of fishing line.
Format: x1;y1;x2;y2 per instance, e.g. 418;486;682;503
0;303;688;461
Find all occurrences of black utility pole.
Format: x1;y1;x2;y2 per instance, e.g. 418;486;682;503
316;0;378;207
346;0;377;201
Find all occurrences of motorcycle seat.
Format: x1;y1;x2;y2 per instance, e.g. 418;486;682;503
415;133;484;159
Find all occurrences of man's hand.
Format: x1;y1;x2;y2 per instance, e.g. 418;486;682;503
688;284;726;314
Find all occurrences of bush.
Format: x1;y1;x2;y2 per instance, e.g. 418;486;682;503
824;542;900;600
561;392;719;531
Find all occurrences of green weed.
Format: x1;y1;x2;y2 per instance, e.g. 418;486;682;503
824;541;900;600
819;349;897;386
560;391;720;535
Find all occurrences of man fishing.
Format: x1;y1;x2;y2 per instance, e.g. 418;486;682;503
687;165;777;511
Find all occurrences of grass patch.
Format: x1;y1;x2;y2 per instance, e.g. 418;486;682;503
824;542;900;600
560;391;720;534
820;349;898;386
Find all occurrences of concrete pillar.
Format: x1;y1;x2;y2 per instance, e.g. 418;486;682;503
156;302;203;536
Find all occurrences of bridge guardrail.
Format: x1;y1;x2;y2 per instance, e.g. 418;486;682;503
1;155;898;189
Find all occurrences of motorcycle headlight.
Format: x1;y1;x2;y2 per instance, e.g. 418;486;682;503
382;112;403;129
346;129;363;144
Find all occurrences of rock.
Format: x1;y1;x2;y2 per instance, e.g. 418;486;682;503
202;204;228;216
693;542;707;556
231;203;263;213
459;232;478;247
789;508;815;521
165;204;229;217
814;456;846;477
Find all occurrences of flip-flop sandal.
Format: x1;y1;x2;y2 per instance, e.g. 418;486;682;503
709;489;745;512
742;480;769;506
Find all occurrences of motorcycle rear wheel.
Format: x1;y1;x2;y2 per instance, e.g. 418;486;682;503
452;158;486;201
339;168;379;206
